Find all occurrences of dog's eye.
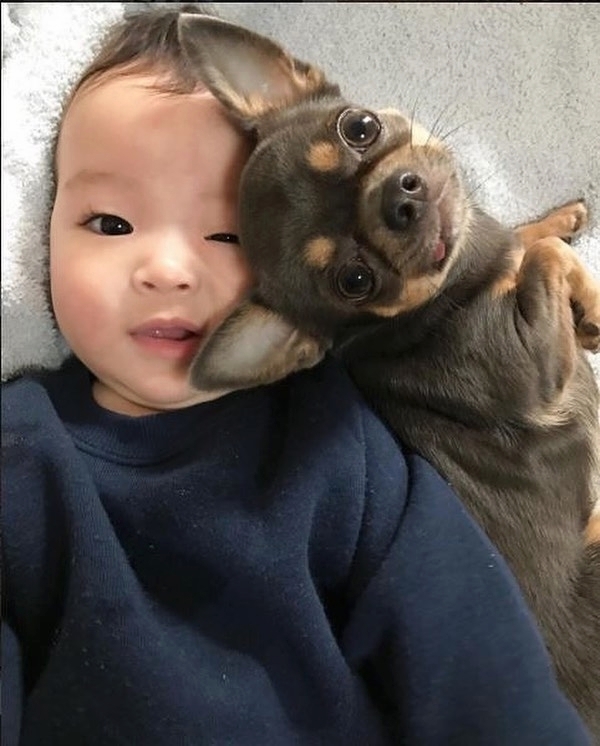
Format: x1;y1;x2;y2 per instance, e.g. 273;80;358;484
335;259;376;302
337;109;381;151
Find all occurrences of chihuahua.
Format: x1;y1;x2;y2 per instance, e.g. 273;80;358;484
178;14;600;738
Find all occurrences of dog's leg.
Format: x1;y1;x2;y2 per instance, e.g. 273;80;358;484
507;202;600;352
493;202;591;310
490;233;600;417
511;236;600;735
515;200;588;248
515;236;600;354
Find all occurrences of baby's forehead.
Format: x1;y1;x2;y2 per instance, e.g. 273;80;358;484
56;73;233;163
54;70;251;190
65;72;213;121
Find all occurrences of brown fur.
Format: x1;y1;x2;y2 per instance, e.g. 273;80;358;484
587;515;600;545
307;141;341;172
177;14;600;740
304;236;336;269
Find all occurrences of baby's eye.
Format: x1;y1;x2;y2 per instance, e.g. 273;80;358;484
206;233;240;244
84;214;133;236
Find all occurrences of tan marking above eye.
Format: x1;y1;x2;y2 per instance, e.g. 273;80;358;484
307;141;341;172
304;236;336;269
368;274;442;317
409;121;439;149
377;108;439;149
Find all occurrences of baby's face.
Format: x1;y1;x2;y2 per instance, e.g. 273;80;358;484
50;73;253;415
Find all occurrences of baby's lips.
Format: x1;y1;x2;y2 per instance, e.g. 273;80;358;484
131;318;202;340
135;327;196;341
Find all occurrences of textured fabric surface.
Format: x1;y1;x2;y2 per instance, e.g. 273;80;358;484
1;2;125;380
2;2;599;379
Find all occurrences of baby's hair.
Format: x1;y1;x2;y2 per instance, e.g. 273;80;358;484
69;4;217;102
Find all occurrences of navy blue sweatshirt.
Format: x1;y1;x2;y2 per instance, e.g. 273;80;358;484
1;356;591;745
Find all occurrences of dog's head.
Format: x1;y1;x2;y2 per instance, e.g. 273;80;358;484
177;14;472;390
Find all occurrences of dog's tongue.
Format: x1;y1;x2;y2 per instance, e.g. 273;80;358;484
433;239;446;264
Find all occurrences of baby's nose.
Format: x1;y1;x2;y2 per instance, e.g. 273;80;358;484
133;240;200;294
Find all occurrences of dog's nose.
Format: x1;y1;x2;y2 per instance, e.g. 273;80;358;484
381;172;428;232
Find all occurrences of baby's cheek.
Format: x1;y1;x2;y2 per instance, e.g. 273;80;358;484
51;270;115;349
218;246;255;305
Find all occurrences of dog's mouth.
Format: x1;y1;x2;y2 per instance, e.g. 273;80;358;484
432;236;448;268
331;190;458;306
356;154;465;281
325;177;465;319
426;172;462;272
431;195;457;271
389;198;456;278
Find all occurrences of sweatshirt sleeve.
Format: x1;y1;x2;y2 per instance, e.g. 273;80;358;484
1;622;24;746
340;409;592;745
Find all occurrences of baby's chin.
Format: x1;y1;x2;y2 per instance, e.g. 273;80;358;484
92;377;236;417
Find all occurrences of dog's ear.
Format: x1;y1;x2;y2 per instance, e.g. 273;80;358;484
177;14;338;127
190;301;328;391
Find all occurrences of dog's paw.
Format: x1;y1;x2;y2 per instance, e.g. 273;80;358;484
576;317;600;352
549;200;589;240
572;297;600;352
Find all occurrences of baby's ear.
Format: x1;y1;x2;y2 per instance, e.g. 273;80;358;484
177;14;338;127
190;301;328;392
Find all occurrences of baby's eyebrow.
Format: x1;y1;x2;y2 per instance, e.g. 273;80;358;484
63;169;137;191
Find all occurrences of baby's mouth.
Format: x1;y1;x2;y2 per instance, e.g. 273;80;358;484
130;319;205;361
132;317;202;338
139;327;198;340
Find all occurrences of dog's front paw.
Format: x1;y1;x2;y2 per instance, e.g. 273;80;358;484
517;201;589;249
572;294;600;352
550;200;589;240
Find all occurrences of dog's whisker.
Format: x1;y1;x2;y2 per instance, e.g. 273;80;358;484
425;101;458;149
437;118;478;145
464;170;500;203
428;102;454;137
408;95;421;152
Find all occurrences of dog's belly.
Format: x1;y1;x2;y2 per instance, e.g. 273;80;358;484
339;301;600;736
344;348;598;614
